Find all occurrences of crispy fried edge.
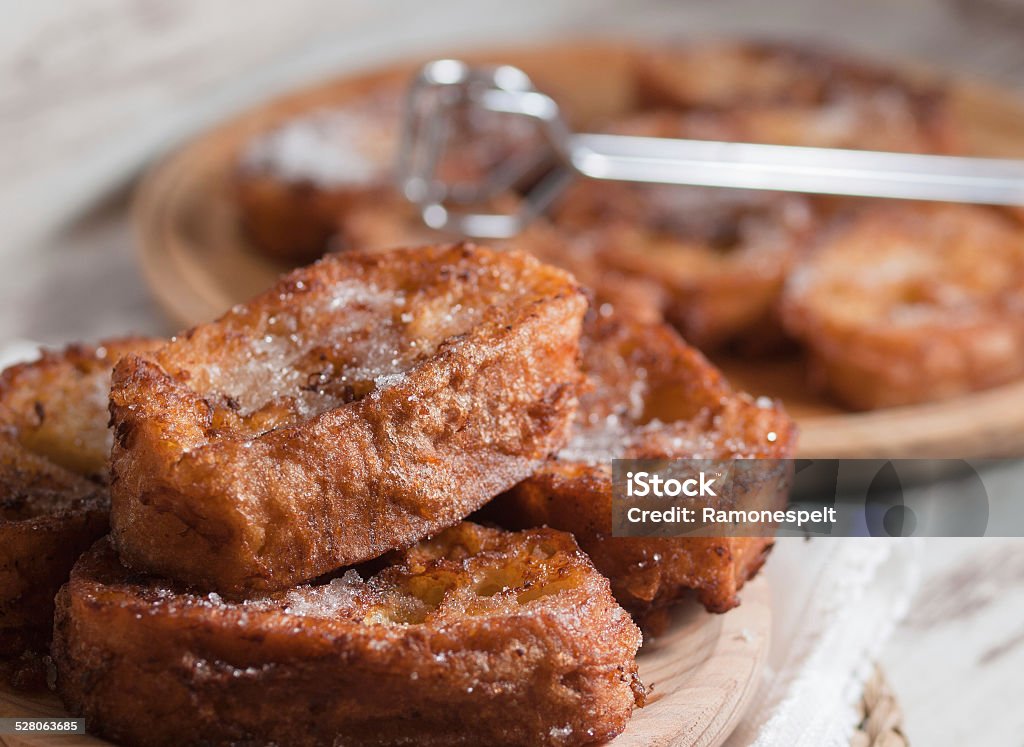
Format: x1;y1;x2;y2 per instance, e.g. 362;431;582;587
109;244;587;595
490;313;796;623
54;526;643;747
0;338;160;685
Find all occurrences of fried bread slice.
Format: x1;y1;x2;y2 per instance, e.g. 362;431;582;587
781;203;1024;409
54;523;644;747
0;339;160;685
551;111;816;351
490;311;796;624
234;88;402;263
109;244;587;595
235;87;541;263
634;41;960;154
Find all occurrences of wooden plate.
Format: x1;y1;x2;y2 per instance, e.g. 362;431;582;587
133;40;1024;461
0;576;770;747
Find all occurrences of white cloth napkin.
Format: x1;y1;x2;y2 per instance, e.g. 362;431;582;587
726;537;922;746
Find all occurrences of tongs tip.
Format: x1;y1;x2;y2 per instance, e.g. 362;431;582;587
397;59;572;239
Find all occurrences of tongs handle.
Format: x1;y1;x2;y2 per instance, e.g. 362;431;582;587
481;85;1024;206
570;134;1024;206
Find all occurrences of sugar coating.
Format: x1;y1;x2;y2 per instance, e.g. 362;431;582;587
241;101;399;187
178;267;510;432
284;569;365;617
146;526;595;631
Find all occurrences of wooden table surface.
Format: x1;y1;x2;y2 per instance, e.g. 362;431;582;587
2;2;1024;745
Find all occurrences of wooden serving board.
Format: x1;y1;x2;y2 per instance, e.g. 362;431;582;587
0;576;771;747
132;40;1024;462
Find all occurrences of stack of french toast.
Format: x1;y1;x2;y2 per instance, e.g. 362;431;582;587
1;242;793;746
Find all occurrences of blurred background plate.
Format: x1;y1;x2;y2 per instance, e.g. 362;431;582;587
132;40;1024;461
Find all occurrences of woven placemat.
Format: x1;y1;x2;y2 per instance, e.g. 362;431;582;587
851;666;908;747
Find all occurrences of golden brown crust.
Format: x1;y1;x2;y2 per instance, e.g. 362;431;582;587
503;469;775;621
54;525;644;747
0;338;160;683
490;312;796;622
781;203;1024;409
0;441;106;682
0;340;161;481
109;244;587;595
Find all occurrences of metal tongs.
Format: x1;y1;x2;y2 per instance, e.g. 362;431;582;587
397;59;1024;239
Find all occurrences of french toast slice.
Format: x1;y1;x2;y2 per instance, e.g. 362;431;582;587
109;244;586;596
235;87;541;263
550;111;816;351
633;41;960;154
490;311;796;625
0;338;160;685
781;203;1024;409
234;88;402;263
54;523;644;747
